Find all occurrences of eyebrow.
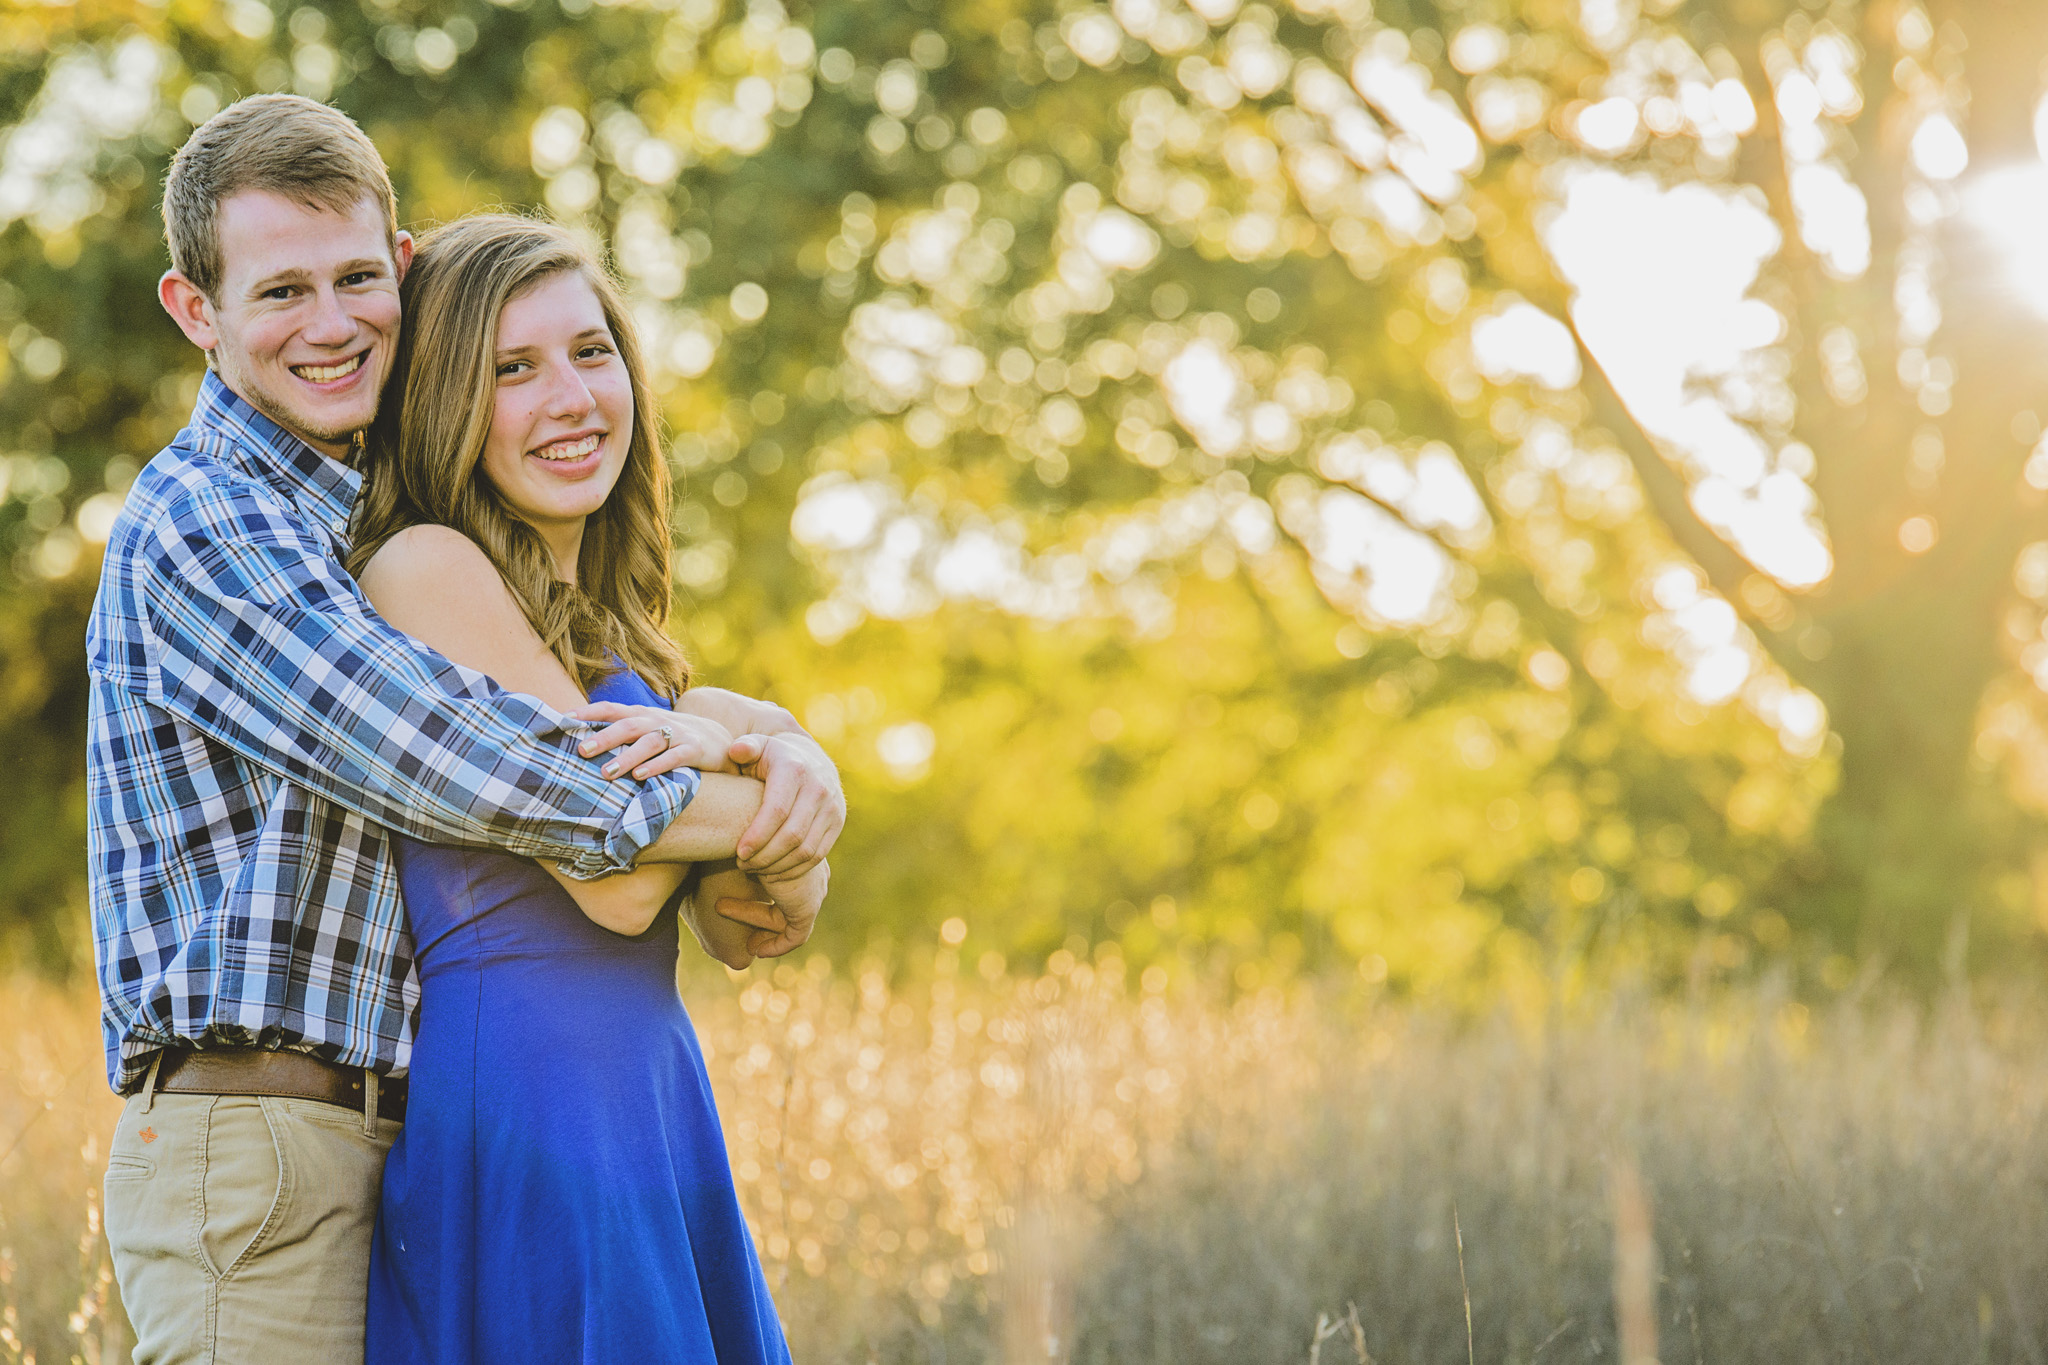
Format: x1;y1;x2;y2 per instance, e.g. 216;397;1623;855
493;327;613;361
245;259;389;296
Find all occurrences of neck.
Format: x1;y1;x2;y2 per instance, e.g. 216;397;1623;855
535;517;585;585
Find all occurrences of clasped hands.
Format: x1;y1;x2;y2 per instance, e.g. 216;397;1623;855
567;687;843;965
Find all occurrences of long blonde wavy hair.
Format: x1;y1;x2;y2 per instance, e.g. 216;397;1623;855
349;214;690;699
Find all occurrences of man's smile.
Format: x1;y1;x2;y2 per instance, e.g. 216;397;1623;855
289;351;367;385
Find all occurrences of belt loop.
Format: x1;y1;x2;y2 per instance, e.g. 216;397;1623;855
362;1067;378;1136
138;1052;164;1115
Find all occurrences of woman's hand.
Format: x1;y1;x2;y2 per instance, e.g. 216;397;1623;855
570;702;739;781
683;862;785;970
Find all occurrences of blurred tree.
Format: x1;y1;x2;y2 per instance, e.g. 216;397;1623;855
4;0;2041;984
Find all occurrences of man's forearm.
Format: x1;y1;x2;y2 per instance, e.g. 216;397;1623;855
577;689;842;875
636;771;768;863
143;544;696;875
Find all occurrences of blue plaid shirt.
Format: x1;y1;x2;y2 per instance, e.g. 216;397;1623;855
86;374;698;1091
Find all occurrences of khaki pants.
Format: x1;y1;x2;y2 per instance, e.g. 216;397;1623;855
103;1085;400;1365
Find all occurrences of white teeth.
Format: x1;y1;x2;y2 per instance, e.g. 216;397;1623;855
292;354;364;383
532;434;601;462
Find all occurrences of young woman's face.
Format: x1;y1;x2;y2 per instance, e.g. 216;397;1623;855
479;270;634;554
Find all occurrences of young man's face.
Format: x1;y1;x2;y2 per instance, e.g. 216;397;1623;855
162;190;412;459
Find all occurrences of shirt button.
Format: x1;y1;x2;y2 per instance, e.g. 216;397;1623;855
332;520;348;537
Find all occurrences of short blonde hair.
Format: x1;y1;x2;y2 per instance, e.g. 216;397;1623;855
162;94;397;300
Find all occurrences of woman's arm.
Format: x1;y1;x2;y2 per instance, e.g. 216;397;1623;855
669;687;805;740
357;525;761;937
569;688;846;877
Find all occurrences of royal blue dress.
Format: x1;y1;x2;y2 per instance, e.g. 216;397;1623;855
365;667;790;1365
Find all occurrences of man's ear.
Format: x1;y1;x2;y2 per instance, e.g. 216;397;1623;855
159;271;219;353
392;229;416;285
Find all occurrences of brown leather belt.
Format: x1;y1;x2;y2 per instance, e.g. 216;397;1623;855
143;1048;408;1124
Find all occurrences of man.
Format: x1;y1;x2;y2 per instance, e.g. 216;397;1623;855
87;93;843;1363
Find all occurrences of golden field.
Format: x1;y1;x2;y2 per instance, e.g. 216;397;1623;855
8;958;2048;1363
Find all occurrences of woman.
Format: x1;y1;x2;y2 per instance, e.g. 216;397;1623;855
349;214;816;1363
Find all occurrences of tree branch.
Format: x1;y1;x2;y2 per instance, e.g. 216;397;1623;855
1567;321;1811;680
1342;482;1475;564
1410;32;1817;684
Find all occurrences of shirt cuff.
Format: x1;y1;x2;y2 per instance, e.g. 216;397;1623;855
551;765;701;880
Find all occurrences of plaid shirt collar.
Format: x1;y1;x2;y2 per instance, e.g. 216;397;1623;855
190;370;363;542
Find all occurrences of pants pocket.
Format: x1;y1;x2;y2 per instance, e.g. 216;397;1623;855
104;1152;155;1181
208;1100;395;1365
197;1097;290;1281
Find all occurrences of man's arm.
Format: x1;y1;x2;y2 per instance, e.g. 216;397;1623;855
668;689;845;874
748;858;829;958
572;688;846;875
665;686;806;741
681;861;784;967
119;478;686;877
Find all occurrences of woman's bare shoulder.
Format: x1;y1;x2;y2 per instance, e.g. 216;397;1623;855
358;525;521;641
360;523;500;593
357;523;584;707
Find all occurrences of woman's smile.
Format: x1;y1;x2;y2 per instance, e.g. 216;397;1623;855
531;430;602;462
527;430;608;475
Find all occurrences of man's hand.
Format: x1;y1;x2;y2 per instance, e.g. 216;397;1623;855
746;859;829;959
683;862;783;970
730;732;845;877
572;688;846;877
569;703;740;780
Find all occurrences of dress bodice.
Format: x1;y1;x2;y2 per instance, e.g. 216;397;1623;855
398;663;681;972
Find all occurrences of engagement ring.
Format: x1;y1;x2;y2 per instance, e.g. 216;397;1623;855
657;725;674;751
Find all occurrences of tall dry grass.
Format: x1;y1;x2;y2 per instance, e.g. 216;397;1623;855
8;955;2048;1362
0;976;126;1365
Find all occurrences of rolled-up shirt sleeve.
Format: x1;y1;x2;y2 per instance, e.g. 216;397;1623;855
115;478;693;878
